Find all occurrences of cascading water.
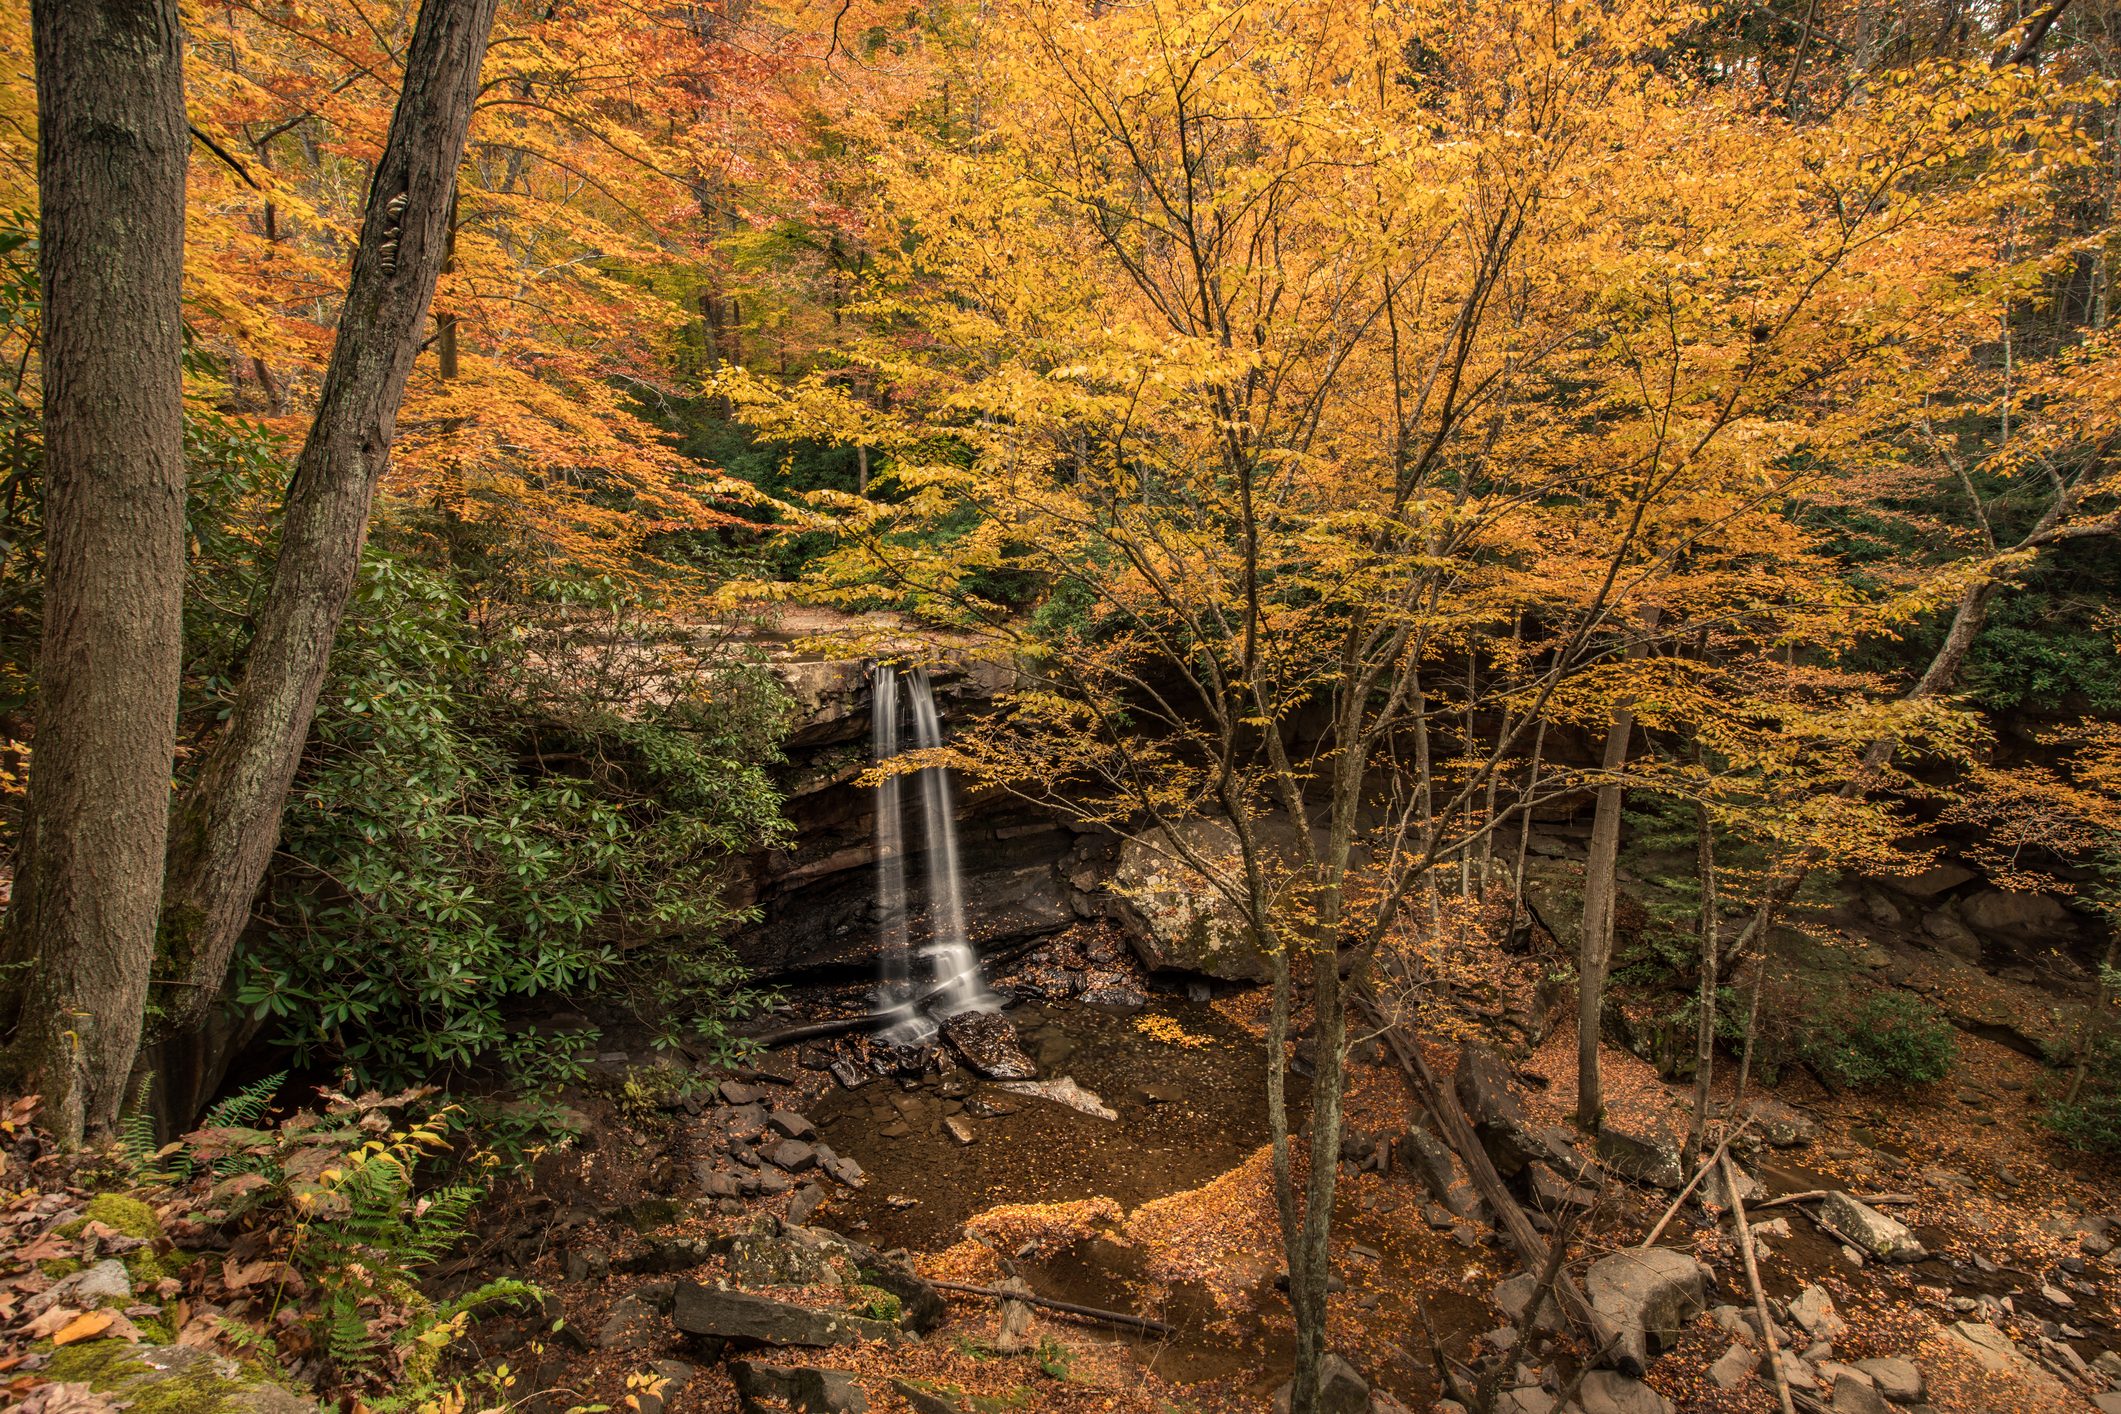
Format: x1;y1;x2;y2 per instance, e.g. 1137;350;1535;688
872;662;997;1035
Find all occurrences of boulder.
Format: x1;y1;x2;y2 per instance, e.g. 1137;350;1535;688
1748;1099;1817;1148
1820;1192;1926;1262
1878;862;1977;897
1595;1125;1685;1189
1574;1371;1675;1414
1111;819;1273;981
1493;1272;1563;1333
34;1343;310;1414
940;1011;1038;1080
1831;1374;1892;1414
1583;1247;1707;1374
728;1360;869;1413
1268;1354;1371;1414
769;1111;818;1140
672;1283;904;1346
1960;888;2077;942
1850;1358;1923;1404
1921;908;1983;962
1455;1043;1547;1175
1399;1127;1487;1219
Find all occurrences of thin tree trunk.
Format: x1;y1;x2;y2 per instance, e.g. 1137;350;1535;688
1686;796;1720;1160
1733;936;1771;1113
150;0;502;1043
0;0;189;1146
1508;713;1549;934
1575;702;1635;1130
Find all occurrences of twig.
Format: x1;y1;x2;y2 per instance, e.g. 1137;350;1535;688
927;1279;1174;1335
1640;1121;1753;1248
1725;1154;1796;1414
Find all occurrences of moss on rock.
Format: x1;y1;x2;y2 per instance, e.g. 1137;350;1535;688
57;1195;162;1242
43;1342;311;1414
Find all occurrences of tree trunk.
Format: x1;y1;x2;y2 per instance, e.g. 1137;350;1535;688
1685;797;1720;1159
1575;702;1635;1129
150;0;501;1044
0;0;189;1146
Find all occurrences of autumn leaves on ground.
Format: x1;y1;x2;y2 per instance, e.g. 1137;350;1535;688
1;0;2120;1413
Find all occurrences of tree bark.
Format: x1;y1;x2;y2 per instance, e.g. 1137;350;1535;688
1685;796;1720;1160
150;0;501;1041
0;0;189;1146
1575;701;1635;1129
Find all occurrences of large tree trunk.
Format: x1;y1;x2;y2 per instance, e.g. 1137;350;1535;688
151;0;500;1043
0;0;189;1146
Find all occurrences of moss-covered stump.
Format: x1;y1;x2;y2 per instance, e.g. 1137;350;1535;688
39;1341;313;1414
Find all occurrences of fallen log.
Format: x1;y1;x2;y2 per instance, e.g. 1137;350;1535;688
927;1279;1175;1336
1354;987;1627;1366
1639;1120;1755;1249
1725;1153;1796;1414
1749;1190;1915;1211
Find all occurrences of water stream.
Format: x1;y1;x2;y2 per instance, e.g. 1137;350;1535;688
872;663;997;1034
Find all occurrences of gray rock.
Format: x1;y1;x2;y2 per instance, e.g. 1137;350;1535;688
825;1156;866;1188
1111;819;1273;980
1921;908;1983;962
728;1360;869;1413
1584;1247;1707;1373
1456;1043;1548;1175
769;1140;819;1171
940;1011;1039;1080
1575;1370;1675;1414
1596;1125;1685;1189
769;1110;818;1140
1821;1192;1926;1262
1851;1358;1923;1403
1267;1353;1370;1414
995;1075;1117;1120
1789;1285;1847;1340
1831;1374;1892;1414
1746;1099;1815;1147
788;1184;826;1226
1400;1126;1487;1219
2091;1350;2121;1388
597;1294;661;1350
1708;1344;1758;1389
721;1080;768;1105
1960;888;2076;942
1494;1272;1563;1332
26;1344;309;1414
672;1283;904;1346
890;1380;962;1414
26;1258;131;1314
1943;1321;2027;1374
2092;1395;2121;1414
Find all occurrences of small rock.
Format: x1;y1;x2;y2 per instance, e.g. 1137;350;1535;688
26;1258;131;1314
720;1080;768;1106
769;1110;818;1140
768;1140;819;1172
940;1011;1039;1080
1789;1285;1847;1340
674;1283;902;1347
1596;1125;1686;1189
825;1156;866;1188
2040;1282;2076;1308
1944;1321;2028;1374
788;1184;826;1226
943;1116;976;1144
699;1169;741;1200
1708;1344;1758;1389
1750;1099;1818;1147
597;1295;660;1350
1494;1272;1564;1332
995;1075;1117;1120
1776;1350;1818;1390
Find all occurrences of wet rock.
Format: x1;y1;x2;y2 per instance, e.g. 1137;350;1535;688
1267;1353;1370;1414
1584;1247;1707;1373
1821;1192;1926;1262
1456;1043;1547;1175
1708;1345;1758;1389
1575;1370;1675;1414
1078;973;1149;1008
728;1360;869;1413
1595;1125;1685;1189
940;1011;1038;1080
673;1283;904;1347
829;1061;870;1091
1111;819;1273;981
996;1075;1118;1120
1850;1357;1922;1403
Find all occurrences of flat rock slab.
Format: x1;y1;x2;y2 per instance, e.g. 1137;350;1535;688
1821;1192;1926;1262
1577;1370;1676;1414
941;1011;1038;1080
674;1283;904;1347
996;1075;1117;1120
728;1359;869;1413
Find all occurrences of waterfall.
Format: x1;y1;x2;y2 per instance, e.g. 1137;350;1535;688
872;663;997;1033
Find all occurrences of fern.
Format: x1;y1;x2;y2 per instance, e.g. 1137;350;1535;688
203;1072;286;1129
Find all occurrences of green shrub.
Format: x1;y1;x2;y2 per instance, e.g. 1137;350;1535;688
1803;990;1956;1088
